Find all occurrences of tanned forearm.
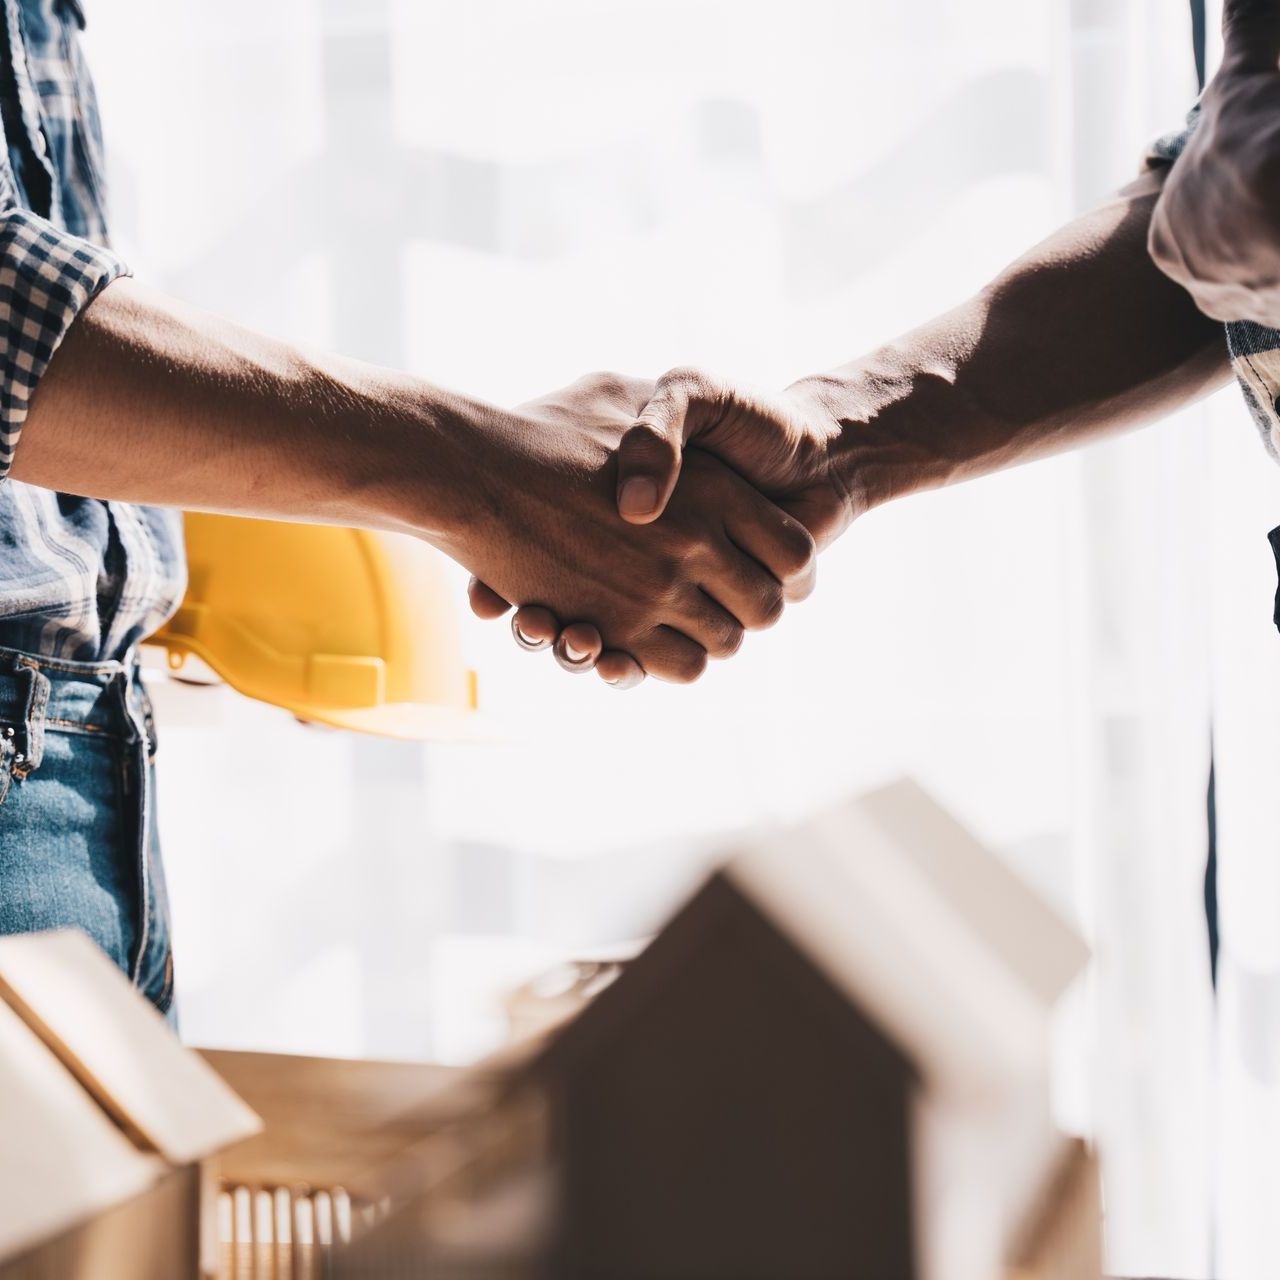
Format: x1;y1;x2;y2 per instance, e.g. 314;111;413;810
614;171;1230;558
801;172;1231;515
15;278;478;540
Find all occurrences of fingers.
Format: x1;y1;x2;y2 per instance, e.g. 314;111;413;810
662;588;745;662
636;627;710;685
617;368;717;525
497;603;716;688
553;622;602;674
511;604;559;651
509;608;647;688
467;577;512;620
695;539;788;632
596;649;646;690
721;486;818;604
1222;0;1280;73
545;622;649;689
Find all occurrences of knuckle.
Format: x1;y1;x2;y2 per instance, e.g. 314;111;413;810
701;606;745;658
584;369;630;401
673;647;709;684
785;562;817;603
778;521;818;577
650;552;685;598
661;365;711;399
715;621;745;659
624;419;679;458
753;584;786;630
658;525;697;563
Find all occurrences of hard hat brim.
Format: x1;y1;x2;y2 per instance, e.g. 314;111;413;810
287;700;500;743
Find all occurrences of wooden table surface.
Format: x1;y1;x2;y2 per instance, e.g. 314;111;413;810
197;1049;483;1194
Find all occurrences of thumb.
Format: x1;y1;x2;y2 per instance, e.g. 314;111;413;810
1223;0;1280;73
616;375;698;524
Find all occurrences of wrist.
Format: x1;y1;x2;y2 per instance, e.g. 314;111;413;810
308;354;511;552
787;356;956;517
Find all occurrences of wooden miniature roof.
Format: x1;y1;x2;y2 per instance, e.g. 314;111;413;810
533;779;1087;1099
728;779;1089;1094
0;930;261;1164
531;866;921;1096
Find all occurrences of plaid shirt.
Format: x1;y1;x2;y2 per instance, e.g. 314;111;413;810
0;0;184;661
1147;105;1280;463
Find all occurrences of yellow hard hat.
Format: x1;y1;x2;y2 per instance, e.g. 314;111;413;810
151;512;480;741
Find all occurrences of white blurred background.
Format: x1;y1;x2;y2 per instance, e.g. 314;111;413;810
79;1;1280;1275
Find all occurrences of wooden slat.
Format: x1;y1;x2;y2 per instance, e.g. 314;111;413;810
0;1167;199;1280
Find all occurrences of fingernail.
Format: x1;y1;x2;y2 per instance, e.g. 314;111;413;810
564;641;590;662
619;476;659;517
511;617;549;652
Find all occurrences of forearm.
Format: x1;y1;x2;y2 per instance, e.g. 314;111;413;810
799;175;1231;514
13;276;482;542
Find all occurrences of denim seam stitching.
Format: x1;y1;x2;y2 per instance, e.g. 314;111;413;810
13;653;119;678
43;716;112;733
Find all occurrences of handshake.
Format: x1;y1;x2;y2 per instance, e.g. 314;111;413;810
439;366;863;691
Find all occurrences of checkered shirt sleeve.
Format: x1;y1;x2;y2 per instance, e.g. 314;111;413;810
0;206;128;479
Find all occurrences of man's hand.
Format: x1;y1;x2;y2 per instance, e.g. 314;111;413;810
612;368;855;545
458;372;816;687
469;368;850;688
1149;0;1280;323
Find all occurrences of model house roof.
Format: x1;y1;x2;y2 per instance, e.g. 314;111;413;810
728;777;1088;1094
538;778;1088;1100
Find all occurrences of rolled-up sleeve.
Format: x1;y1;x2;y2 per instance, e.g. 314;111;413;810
0;207;128;480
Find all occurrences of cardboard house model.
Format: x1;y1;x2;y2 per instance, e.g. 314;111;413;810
530;779;1095;1280
0;930;261;1280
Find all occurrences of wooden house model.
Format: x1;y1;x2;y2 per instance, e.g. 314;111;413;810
528;778;1096;1280
0;777;1104;1280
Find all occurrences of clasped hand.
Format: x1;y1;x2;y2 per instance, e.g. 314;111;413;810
462;369;853;689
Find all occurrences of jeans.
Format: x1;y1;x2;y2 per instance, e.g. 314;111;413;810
0;645;174;1014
